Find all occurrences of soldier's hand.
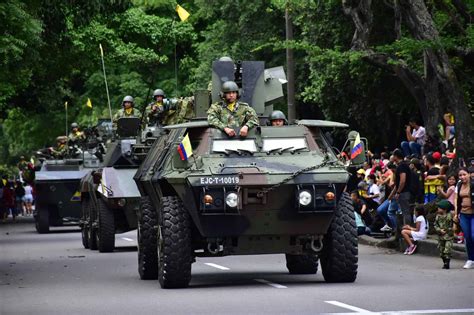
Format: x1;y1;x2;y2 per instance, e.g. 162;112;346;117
240;125;249;137
152;105;158;112
224;127;236;137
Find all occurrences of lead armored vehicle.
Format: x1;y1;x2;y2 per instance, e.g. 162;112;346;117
79;118;165;252
134;60;360;288
34;131;105;234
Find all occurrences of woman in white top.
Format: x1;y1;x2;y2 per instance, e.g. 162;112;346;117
401;205;428;255
23;183;34;216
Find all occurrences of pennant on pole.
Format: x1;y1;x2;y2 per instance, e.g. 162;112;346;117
64;101;68;109
99;43;104;57
86;98;92;108
176;4;190;22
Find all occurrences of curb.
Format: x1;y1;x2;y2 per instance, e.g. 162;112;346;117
358;235;467;260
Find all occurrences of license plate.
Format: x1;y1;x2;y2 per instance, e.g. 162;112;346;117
198;176;240;185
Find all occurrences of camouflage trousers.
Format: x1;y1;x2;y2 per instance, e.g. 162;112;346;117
438;239;453;259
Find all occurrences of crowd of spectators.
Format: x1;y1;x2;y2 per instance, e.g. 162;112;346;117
347;113;473;269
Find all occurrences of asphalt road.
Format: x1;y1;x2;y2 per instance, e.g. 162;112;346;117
1;217;473;315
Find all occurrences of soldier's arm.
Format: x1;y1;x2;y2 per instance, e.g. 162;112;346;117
243;107;259;129
433;217;442;233
207;106;227;131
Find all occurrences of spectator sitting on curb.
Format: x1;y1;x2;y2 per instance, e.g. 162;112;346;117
351;190;373;228
401;205;429;255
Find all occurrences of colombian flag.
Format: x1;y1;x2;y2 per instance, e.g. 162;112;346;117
350;133;363;160
177;133;193;161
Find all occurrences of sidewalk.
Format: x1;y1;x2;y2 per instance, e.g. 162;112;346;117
359;234;467;260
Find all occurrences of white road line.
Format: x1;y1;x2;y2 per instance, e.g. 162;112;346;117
121;237;134;242
382;309;474;314
254;279;287;289
325;301;373;313
204;263;230;270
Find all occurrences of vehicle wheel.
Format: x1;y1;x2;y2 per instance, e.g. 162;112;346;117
81;196;90;249
320;192;358;283
158;196;193;288
285;254;318;274
88;198;98;250
96;198;115;253
35;206;50;234
138;196;158;280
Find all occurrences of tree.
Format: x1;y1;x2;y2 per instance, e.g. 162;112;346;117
342;0;473;160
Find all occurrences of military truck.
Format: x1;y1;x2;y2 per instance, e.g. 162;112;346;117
79;118;165;252
34;136;104;234
134;59;360;288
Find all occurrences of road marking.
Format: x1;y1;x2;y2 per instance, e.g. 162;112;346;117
325;301;373;313
121;237;134;242
382;309;474;314
204;263;230;270
254;279;287;289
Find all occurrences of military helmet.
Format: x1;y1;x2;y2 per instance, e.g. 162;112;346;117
56;136;68;143
122;95;134;105
269;110;287;122
70;122;79;129
218;56;233;62
153;89;165;98
220;81;240;100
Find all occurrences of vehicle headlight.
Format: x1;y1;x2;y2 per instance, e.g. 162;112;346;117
299;190;312;206
225;192;239;208
117;198;126;207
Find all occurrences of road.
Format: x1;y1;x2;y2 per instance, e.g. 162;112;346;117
1;217;473;315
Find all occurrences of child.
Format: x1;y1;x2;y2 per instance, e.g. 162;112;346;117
401;205;429;255
434;200;454;269
437;174;457;206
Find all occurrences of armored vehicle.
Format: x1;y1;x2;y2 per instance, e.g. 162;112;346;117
79;118;165;252
134;60;360;288
34;135;104;233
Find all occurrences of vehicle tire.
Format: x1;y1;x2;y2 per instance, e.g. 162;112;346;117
158;196;193;288
138;196;158;280
320;192;358;283
285;254;318;274
89;199;98;250
35;206;50;234
81;196;90;249
96;198;115;253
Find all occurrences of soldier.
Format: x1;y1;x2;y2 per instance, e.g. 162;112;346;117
434;199;454;269
268;110;287;127
49;136;68;159
207;81;259;137
68;122;86;144
113;95;140;124
146;89;168;125
17;156;28;173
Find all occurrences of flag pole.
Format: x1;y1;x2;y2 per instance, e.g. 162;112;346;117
172;19;178;98
65;101;68;137
99;44;113;123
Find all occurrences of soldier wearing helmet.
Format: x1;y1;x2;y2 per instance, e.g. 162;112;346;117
49;136;68;159
68;122;86;144
268;110;287;127
113;95;140;124
207;81;259;137
145;89;171;125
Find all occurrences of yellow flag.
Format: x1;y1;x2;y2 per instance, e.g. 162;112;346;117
176;4;190;22
86;98;92;108
65;101;68;109
99;43;104;57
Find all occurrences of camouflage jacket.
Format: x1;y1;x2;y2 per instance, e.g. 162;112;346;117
51;144;67;159
434;212;454;240
207;101;259;131
113;108;141;122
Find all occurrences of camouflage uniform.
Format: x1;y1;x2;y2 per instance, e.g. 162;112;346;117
113;108;141;121
434;212;454;259
51;143;67;159
207;101;259;131
160;98;195;126
145;101;167;125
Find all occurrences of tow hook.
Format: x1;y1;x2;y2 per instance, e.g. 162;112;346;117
310;235;324;252
207;240;223;254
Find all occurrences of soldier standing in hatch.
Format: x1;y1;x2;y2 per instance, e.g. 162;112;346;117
146;89;168;125
268;110;287;127
207;81;259;137
68;122;86;145
113;95;140;124
49;136;68;159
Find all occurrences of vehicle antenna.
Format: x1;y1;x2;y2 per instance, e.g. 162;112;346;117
99;44;113;123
